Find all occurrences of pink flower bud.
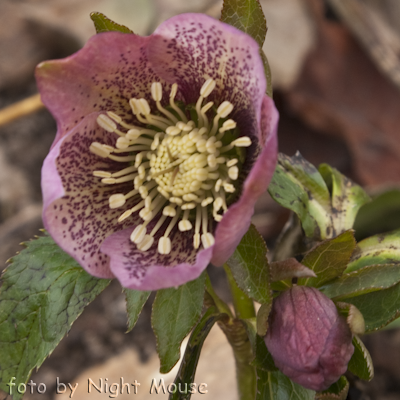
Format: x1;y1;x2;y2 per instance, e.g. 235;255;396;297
265;286;354;391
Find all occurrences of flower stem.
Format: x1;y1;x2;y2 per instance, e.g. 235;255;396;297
218;317;256;400
223;264;256;320
220;263;256;400
205;272;233;318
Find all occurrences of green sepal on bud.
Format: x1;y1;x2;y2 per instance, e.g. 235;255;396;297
90;12;134;34
348;335;374;381
336;301;365;335
315;376;349;400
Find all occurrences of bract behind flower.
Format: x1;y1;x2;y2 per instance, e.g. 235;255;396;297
37;13;278;290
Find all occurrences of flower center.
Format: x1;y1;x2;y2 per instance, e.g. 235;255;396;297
90;79;251;255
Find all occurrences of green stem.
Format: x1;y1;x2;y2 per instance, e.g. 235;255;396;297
223;264;256;320
205;272;234;318
220;263;256;400
218;318;256;400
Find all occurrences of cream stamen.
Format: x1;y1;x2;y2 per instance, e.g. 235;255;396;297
93;79;250;254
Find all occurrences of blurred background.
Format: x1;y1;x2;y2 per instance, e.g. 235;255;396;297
1;0;400;399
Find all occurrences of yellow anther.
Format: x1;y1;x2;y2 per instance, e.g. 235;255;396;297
90;142;111;158
151;82;163;102
232;137;251;147
217;101;234;118
158;237;172;255
200;78;216;97
109;194;126;209
96;114;117;132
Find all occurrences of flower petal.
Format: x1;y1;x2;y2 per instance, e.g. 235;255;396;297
211;95;279;266
101;227;213;290
148;13;266;118
35;32;162;147
42;113;141;279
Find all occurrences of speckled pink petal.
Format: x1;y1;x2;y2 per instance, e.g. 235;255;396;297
101;227;213;290
211;95;279;266
148;13;265;118
35;32;163;147
39;13;280;289
42;113;143;279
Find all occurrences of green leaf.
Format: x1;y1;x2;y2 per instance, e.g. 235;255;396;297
90;12;133;34
268;153;331;240
220;0;273;97
316;376;349;400
347;229;400;272
228;224;272;304
354;189;400;240
269;154;369;241
169;307;226;400
242;318;277;372
0;235;110;399
124;289;151;332
319;164;370;236
348;335;374;381
152;273;205;373
221;0;267;47
383;317;400;330
346;281;400;332
256;369;315;400
299;230;356;287
261;50;273;98
320;264;400;300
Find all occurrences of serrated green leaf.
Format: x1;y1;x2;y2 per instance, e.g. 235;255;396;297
228;224;272;304
299;230;356;287
320;264;400;300
348;335;374;381
90;12;133;34
268;154;332;240
169;307;226;400
256;369;315;400
242;318;277;372
124;289;151;332
346;282;400;332
316;376;349;400
152;273;205;373
0;235;110;399
319;164;370;235
220;0;273;96
347;229;400;272
383;317;400;329
221;0;267;47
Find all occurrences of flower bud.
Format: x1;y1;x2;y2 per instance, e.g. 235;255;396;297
265;286;354;391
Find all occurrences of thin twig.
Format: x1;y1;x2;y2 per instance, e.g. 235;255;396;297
0;93;44;128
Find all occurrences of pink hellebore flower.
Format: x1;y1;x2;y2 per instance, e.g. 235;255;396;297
36;13;278;290
265;286;354;391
